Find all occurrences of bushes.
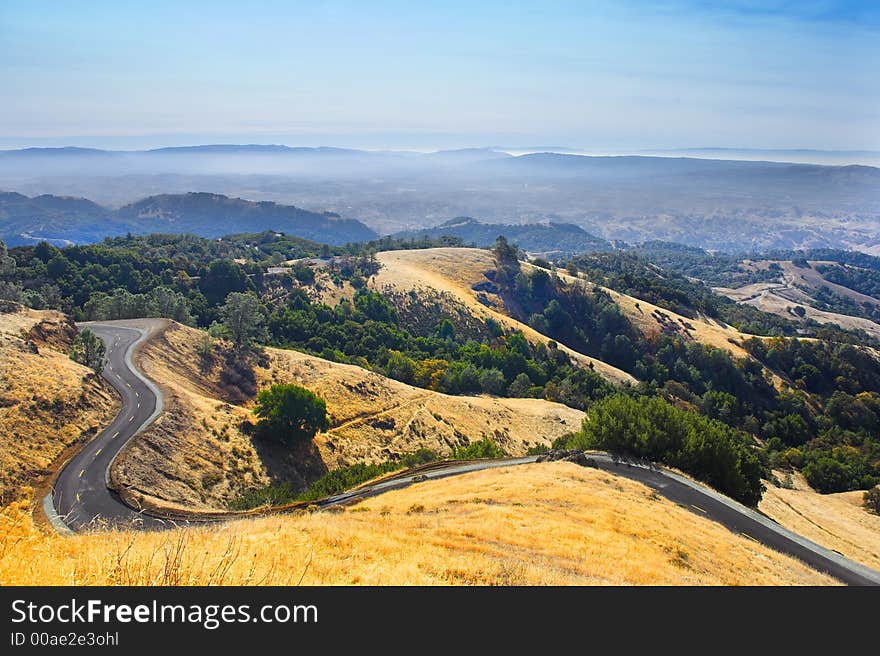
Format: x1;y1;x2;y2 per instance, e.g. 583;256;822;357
567;394;765;506
451;439;506;460
865;487;880;515
253;384;329;445
802;449;878;493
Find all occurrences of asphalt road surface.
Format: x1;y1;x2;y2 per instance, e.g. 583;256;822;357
49;321;169;531
46;321;880;585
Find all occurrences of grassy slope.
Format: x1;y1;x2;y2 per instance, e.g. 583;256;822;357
1;463;836;585
111;320;584;510
760;471;880;571
714;260;880;339
374;248;636;384
0;305;117;504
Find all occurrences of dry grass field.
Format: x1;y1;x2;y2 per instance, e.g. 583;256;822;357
0;305;117;504
0;463;837;585
760;471;880;571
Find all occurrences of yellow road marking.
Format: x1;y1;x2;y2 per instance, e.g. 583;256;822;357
691;505;706;514
741;533;760;544
76;493;80;502
79;469;85;478
95;448;102;456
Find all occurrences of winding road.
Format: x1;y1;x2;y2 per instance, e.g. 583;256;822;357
44;321;880;585
46;320;170;532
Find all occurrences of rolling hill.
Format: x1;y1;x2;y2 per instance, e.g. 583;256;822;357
2;145;878;249
0;191;377;246
108;319;584;512
393;217;612;255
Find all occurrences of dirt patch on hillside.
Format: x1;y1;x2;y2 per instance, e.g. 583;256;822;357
0;305;117;504
112;321;584;510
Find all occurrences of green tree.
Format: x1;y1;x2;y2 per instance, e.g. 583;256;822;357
480;368;506;395
0;240;15;276
199;259;251;306
803;457;851;493
70;328;106;373
219;291;265;349
569;394;764;506
253;383;330;444
507;372;533;397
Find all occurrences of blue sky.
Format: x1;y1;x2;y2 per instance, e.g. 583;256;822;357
1;0;878;150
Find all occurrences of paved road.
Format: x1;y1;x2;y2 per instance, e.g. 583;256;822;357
48;321;170;531
45;321;880;585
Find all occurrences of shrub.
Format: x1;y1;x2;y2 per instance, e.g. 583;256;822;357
253;384;329;444
451;439;506;460
569;394;765;505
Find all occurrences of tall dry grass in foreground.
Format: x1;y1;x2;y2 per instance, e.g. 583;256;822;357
1;464;836;586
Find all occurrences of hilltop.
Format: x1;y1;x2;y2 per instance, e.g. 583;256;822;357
392;217;611;256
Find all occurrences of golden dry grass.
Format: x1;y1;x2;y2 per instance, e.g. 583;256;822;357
0;463;836;585
374;248;635;384
0;306;117;504
714;260;880;340
548;263;758;360
760;471;880;571
112;321;584;510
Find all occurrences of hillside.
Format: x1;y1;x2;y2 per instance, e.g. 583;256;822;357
761;471;880;571
375;247;755;370
109;320;584;511
0;191;377;246
392;217;611;255
115;193;377;244
0;463;836;585
714;259;880;339
373;248;636;385
0;191;122;246
0;304;117;503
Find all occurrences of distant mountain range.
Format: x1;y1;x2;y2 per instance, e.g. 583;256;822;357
1;145;879;251
0;192;377;246
393;217;611;255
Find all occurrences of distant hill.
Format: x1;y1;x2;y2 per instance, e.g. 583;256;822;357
0;191;377;246
392;217;611;255
0;191;121;246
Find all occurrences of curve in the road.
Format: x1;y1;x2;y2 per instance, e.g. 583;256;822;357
46;321;171;532
43;321;880;586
